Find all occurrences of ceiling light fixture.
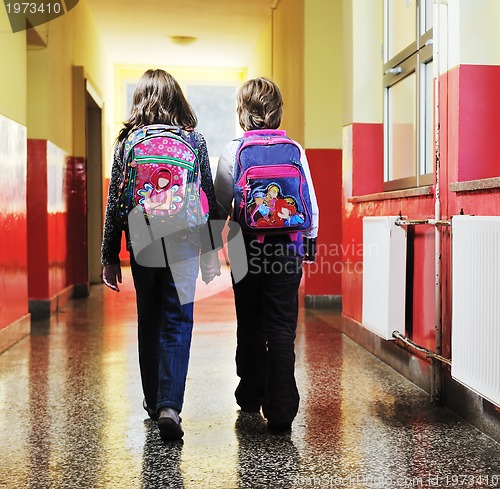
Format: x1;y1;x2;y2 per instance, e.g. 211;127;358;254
170;35;197;46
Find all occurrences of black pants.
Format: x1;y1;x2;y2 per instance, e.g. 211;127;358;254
232;238;303;426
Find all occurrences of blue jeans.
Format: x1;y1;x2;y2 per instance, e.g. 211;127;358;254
130;236;199;414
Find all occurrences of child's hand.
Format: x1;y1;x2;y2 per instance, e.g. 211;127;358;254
200;250;222;284
103;263;122;292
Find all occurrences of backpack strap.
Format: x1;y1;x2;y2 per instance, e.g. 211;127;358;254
143;124;181;136
185;130;198;151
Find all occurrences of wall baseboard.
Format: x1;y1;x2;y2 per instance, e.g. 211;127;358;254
73;283;90;299
305;295;342;309
29;284;75;320
0;314;31;354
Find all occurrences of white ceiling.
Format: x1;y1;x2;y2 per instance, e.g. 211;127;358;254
86;0;276;68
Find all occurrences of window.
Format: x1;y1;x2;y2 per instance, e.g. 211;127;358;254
384;0;433;190
124;81;240;178
187;85;239;175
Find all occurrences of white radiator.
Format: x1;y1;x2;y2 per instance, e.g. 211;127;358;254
451;216;500;407
362;216;407;340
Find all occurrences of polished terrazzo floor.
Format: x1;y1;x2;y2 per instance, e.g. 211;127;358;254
0;268;499;488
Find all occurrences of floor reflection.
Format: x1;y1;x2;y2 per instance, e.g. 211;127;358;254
0;273;498;488
235;411;299;489
141;420;184;488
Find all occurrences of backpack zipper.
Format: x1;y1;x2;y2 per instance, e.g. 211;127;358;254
133;154;196;172
236;164;305;188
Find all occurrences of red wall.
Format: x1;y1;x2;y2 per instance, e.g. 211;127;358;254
28;139;74;301
453;65;500;182
304;149;343;296
0;116;29;330
342;64;500;360
352;124;384;196
27;140;49;300
342;122;436;349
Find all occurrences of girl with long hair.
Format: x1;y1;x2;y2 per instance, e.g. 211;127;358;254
101;69;220;440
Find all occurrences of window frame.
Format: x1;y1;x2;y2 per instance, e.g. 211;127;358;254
383;0;434;191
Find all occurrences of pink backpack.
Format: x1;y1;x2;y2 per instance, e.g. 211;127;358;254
116;125;209;232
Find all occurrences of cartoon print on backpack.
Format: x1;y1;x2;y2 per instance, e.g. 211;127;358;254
276;198;305;227
136;165;184;215
256;198;301;228
137;168;172;213
248;190;270;224
247;182;306;229
265;184;280;212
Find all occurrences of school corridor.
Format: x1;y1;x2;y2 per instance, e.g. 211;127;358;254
1;0;500;486
0;270;499;488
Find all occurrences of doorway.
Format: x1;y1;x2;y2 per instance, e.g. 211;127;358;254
86;88;103;285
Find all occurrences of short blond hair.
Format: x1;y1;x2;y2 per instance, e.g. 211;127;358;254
236;77;283;131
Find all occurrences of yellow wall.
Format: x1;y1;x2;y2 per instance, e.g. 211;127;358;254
447;0;500;69
72;0;105;91
27;14;73;152
0;8;27;125
246;0;344;149
343;0;383;125
27;0;106;156
247;16;273;79
343;0;353;126
272;0;305;145
73;0;108;160
305;0;343;149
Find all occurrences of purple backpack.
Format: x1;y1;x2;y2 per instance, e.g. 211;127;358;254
116;125;209;231
234;129;312;240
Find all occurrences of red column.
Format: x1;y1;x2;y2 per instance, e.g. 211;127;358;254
303;149;343;297
27;139;49;300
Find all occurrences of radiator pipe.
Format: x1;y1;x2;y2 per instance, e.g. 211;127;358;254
395;219;450;227
399;2;448;403
432;0;447;405
392;331;452;367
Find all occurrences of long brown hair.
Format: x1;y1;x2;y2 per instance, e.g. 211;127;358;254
118;69;197;142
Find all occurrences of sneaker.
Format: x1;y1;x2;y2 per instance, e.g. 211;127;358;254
143;399;159;421
158;407;184;440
